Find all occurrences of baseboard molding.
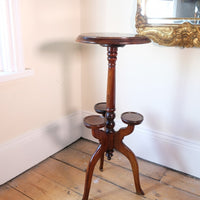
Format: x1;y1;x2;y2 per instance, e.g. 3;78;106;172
82;111;200;178
0;112;82;185
1;110;200;185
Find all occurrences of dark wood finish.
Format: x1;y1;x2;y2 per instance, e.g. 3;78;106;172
82;144;105;200
94;102;107;117
114;125;144;195
94;102;107;171
76;33;151;47
121;112;143;125
84;115;106;129
105;46;117;160
77;33;150;200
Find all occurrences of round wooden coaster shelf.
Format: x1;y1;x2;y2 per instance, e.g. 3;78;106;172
84;115;106;129
94;102;107;116
121;112;143;125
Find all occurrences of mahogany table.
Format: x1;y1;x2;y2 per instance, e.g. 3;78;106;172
76;33;151;200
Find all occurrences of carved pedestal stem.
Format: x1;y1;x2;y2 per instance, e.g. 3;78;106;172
105;46;118;160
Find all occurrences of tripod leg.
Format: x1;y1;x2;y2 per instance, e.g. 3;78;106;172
115;142;144;195
82;144;104;200
99;153;104;171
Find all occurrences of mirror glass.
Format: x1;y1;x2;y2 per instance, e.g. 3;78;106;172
142;0;200;24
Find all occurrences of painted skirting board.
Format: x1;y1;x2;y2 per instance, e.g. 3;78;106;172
1;110;200;185
0;112;82;185
82;111;200;178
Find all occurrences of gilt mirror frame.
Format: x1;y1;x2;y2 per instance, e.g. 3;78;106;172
136;0;200;48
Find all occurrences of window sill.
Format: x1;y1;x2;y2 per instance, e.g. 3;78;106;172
0;69;33;83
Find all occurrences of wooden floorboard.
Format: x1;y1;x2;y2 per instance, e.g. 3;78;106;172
0;138;200;200
69;138;168;181
0;185;31;200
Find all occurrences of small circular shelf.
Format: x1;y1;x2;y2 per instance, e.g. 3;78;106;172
84;115;106;129
94;102;107;116
121;112;143;125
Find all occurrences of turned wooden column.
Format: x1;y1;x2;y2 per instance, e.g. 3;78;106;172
105;46;118;159
106;46;117;134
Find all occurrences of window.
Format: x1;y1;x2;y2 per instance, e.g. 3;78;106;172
0;0;32;82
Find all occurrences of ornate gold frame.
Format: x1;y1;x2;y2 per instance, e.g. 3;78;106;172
136;0;200;48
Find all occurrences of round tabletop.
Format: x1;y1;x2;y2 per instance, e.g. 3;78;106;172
76;33;151;47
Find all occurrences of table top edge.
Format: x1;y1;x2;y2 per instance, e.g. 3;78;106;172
76;33;151;46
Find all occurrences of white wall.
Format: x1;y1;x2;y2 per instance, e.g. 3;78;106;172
1;0;200;182
0;0;81;144
81;0;200;177
0;0;82;184
81;0;200;141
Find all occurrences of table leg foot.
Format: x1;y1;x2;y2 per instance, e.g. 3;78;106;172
115;141;144;195
99;153;104;172
82;144;104;200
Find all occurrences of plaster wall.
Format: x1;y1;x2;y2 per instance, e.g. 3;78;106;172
81;0;200;144
0;0;81;144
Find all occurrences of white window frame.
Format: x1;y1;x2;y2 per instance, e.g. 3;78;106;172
0;0;32;83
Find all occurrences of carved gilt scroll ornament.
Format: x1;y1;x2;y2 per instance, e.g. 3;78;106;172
136;1;200;48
